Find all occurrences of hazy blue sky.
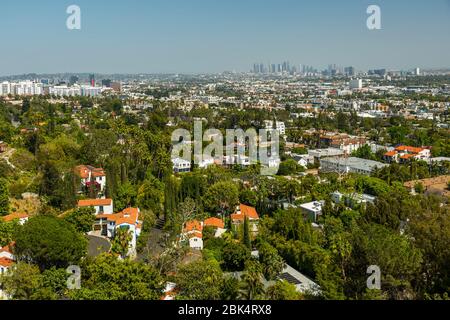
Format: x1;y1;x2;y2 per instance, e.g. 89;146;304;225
0;0;449;75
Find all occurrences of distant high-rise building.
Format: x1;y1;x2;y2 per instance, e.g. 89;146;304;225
271;64;276;73
369;69;386;77
344;66;355;76
290;66;297;74
89;74;95;86
414;68;420;76
281;61;290;73
69;76;79;85
102;79;112;87
259;63;265;74
350;79;363;90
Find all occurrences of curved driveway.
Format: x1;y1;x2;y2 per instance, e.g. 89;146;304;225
86;235;111;257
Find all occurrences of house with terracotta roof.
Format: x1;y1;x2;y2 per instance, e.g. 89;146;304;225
78;198;114;215
94;207;141;257
0;243;14;261
0;257;13;274
181;220;204;250
2;212;29;225
75;165;107;196
384;146;431;163
204;217;227;238
0;254;13;299
179;216;227;250
0;243;15;300
204;217;224;229
231;204;260;237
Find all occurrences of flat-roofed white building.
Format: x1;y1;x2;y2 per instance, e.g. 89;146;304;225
50;85;81;96
300;200;325;222
308;148;345;161
0;81;43;96
320;157;387;176
172;157;191;173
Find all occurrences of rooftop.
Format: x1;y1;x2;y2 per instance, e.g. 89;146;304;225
300;200;325;213
0;257;13;267
231;204;259;221
2;212;29;222
78;199;113;207
97;207;139;226
204;217;225;229
321;156;387;171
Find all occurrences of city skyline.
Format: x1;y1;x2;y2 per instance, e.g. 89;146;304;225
0;0;449;75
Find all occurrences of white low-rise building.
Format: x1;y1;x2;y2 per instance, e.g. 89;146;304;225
172;157;191;173
308;148;345;161
320;157;387;176
94;207;142;258
75;165;107;194
300;200;325;222
78;198;114;215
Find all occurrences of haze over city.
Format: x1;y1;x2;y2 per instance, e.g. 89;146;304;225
0;0;449;75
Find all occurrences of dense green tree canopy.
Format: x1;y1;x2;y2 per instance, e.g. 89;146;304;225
70;254;163;300
14;215;87;270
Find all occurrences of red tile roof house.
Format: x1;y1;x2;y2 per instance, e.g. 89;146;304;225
0;243;15;261
180;217;227;251
204;217;227;238
75;165;107;196
0;243;15;300
231;204;260;237
78;198;114;215
96;207;142;258
2;213;29;225
384;146;431;163
181;220;204;250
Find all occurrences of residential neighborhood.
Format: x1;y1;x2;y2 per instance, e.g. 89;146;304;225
0;0;449;305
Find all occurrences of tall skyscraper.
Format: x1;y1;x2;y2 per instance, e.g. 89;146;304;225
344;66;355;76
89;74;95;86
69;75;79;85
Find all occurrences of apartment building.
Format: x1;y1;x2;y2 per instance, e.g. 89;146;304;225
320;157;388;176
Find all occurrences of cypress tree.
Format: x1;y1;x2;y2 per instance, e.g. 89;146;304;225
243;216;251;249
0;178;10;216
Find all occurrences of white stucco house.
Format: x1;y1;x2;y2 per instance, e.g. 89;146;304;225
78;198;114;215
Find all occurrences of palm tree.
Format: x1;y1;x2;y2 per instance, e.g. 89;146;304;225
111;228;132;259
238;261;266;300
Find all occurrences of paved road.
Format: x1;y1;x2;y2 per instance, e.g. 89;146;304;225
86;235;111;257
